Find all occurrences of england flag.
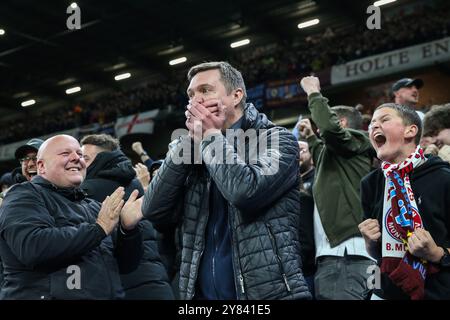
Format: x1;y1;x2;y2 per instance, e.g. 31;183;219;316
114;109;159;138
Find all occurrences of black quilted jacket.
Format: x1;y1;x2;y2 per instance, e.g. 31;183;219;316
142;103;311;300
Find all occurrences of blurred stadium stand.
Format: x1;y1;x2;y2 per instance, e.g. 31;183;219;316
1;0;449;173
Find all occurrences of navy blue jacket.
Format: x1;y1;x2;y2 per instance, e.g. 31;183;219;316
143;103;312;300
195;119;244;300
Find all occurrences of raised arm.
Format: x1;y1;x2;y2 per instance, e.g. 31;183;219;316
300;76;369;156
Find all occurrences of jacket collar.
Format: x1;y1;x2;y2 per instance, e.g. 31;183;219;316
32;175;87;201
241;103;273;130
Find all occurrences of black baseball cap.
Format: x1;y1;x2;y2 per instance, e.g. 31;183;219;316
14;138;45;160
392;78;424;92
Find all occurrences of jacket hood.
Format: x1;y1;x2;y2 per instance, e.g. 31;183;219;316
86;149;136;185
413;155;450;180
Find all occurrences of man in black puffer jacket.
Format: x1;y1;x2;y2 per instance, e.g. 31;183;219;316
80;134;174;300
142;62;311;300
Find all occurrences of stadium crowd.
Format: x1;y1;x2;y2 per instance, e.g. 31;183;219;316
0;1;449;145
0;0;449;302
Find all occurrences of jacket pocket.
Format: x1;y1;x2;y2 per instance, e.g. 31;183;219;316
265;223;291;292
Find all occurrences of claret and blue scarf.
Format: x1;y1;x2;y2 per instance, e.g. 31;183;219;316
380;146;438;300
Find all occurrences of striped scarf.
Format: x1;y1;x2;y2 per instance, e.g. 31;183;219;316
380;146;437;299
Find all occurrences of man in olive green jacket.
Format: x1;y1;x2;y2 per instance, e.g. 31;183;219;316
298;76;376;300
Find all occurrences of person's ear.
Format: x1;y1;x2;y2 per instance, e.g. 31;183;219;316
233;88;244;108
37;159;45;175
404;124;418;140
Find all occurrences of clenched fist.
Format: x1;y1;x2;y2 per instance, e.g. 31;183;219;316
359;218;381;258
298;118;314;138
408;228;443;263
359;218;381;243
300;76;321;96
132;142;145;155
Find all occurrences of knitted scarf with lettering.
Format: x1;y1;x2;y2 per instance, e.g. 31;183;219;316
380;146;437;300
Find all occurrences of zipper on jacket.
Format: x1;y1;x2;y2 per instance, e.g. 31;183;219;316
239;275;245;294
228;206;246;298
190;175;211;299
282;274;291;291
212;219;220;298
266;223;292;292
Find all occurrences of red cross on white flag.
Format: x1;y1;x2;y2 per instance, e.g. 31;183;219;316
114;109;159;138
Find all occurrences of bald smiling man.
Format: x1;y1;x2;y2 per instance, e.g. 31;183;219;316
0;135;143;300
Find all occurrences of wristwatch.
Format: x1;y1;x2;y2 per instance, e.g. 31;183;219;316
439;247;450;267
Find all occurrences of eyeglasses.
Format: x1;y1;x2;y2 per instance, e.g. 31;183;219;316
19;156;37;163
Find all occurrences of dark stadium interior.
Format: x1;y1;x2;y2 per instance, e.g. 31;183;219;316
0;0;449;172
0;0;379;113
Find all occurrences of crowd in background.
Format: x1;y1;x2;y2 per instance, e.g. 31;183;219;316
0;1;449;145
1;69;449;300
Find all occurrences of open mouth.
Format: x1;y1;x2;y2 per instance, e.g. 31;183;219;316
66;167;81;172
373;132;387;149
27;170;37;177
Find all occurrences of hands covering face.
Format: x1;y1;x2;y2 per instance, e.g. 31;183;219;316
185;99;226;142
